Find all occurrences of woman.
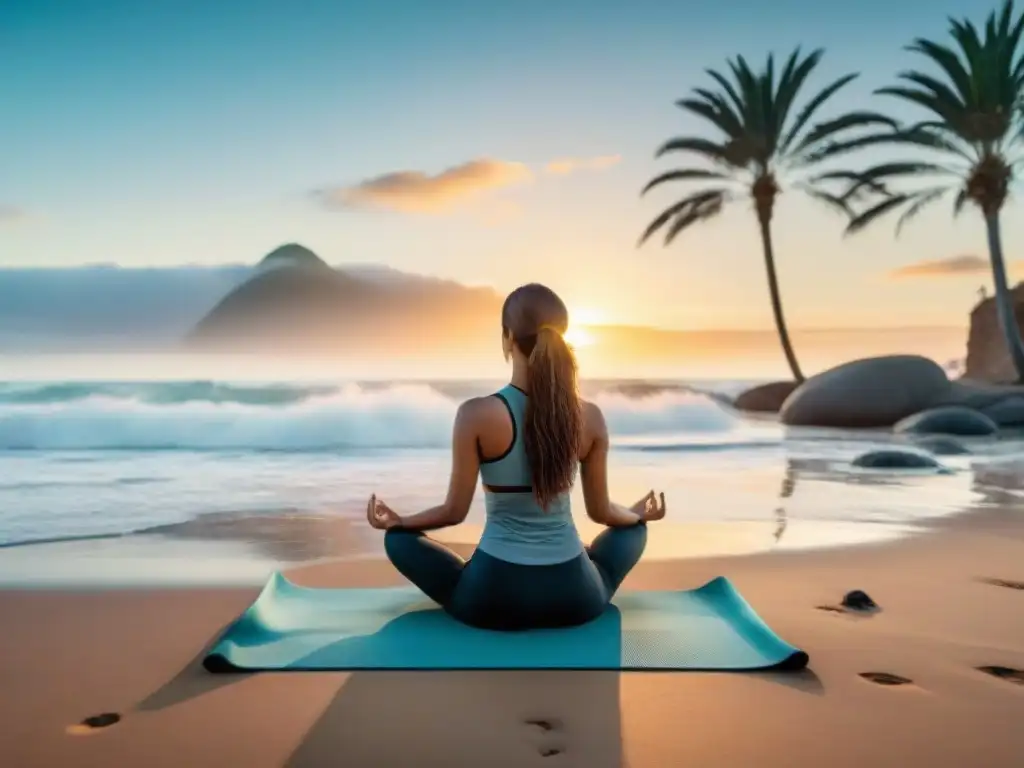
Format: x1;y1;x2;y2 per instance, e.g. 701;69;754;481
365;282;667;631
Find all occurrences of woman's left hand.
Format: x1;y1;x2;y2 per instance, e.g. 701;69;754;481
366;494;402;530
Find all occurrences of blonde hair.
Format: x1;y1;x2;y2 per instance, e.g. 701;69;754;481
501;284;582;509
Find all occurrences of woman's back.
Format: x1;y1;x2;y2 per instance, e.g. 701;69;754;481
476;384;584;565
371;282;658;631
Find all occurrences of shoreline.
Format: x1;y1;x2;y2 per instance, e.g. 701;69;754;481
2;516;1023;766
0;515;928;591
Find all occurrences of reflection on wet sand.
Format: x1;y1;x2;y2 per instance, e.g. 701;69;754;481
0;437;1012;587
138;511;368;563
0;511;372;588
970;459;1024;508
772;462;796;544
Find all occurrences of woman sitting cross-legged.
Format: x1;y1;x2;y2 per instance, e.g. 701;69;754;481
365;282;667;631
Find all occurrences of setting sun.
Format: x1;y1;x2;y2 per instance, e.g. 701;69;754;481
564;326;595;348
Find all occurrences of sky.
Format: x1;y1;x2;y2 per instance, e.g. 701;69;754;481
0;0;1016;331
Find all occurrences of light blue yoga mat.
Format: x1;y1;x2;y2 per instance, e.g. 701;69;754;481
204;572;808;673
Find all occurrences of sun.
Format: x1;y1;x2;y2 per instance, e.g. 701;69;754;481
563;326;595;348
563;306;603;349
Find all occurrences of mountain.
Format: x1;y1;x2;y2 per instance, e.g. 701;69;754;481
186;244;503;355
0;264;252;350
257;243;330;272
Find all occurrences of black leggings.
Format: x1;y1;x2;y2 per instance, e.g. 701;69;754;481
383;524;648;631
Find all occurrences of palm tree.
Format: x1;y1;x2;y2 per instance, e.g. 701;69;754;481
639;48;894;382
835;0;1024;381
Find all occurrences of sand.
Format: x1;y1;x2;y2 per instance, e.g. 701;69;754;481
2;512;1024;767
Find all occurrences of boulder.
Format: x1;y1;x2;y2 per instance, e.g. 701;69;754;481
963;282;1024;383
910;435;970;456
780;355;951;428
894;405;998;437
851;449;942;469
733;381;800;413
977;395;1024;427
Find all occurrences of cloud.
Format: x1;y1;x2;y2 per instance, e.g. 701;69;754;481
0;205;26;223
317;158;532;214
544;155;622;175
887;255;994;279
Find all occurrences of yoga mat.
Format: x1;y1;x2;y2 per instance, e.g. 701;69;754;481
204;572;808;673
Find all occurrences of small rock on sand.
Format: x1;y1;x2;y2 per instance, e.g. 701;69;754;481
842;590;878;611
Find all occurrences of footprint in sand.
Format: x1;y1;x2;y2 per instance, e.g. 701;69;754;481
976;666;1024;685
65;712;122;736
980;577;1024;591
859;672;913;687
523;718;566;758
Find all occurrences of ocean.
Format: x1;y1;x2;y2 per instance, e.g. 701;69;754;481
0;366;1021;586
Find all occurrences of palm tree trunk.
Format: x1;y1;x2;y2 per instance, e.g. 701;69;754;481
757;215;804;382
984;212;1024;381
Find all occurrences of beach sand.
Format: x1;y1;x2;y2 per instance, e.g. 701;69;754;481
2;510;1024;767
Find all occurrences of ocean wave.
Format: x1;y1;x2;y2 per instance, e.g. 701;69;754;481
0;381;742;451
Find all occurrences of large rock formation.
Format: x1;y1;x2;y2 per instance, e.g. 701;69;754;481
780;355;952;428
186;244;502;355
775;353;1024;429
964;282;1024;383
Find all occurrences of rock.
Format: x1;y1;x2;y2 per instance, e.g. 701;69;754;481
841;590;878;611
894;405;998;437
977;395;1024;427
963;281;1024;383
851;449;942;469
780;355;951;428
733;381;800;413
910;435;970;455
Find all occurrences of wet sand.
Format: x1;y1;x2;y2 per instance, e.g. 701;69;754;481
2;505;1024;768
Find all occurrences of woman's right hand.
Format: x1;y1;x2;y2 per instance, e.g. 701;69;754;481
631;490;667;522
366;494;402;531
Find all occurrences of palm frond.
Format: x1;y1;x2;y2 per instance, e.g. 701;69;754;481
704;68;747;119
845;186;951;236
793;183;853;216
771;48;815;139
777;72;858;153
841;161;955;199
789;111;899;157
641;169;731;196
906;38;976;102
655;137;734;166
662;194;726;245
876;84;966;130
638;189;728;246
895;187;948;234
845;194;915;235
806;169;890;198
952;187;969;216
677;89;745;138
804;123;975;165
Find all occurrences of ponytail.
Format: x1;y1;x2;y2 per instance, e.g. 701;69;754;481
524;326;583;509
